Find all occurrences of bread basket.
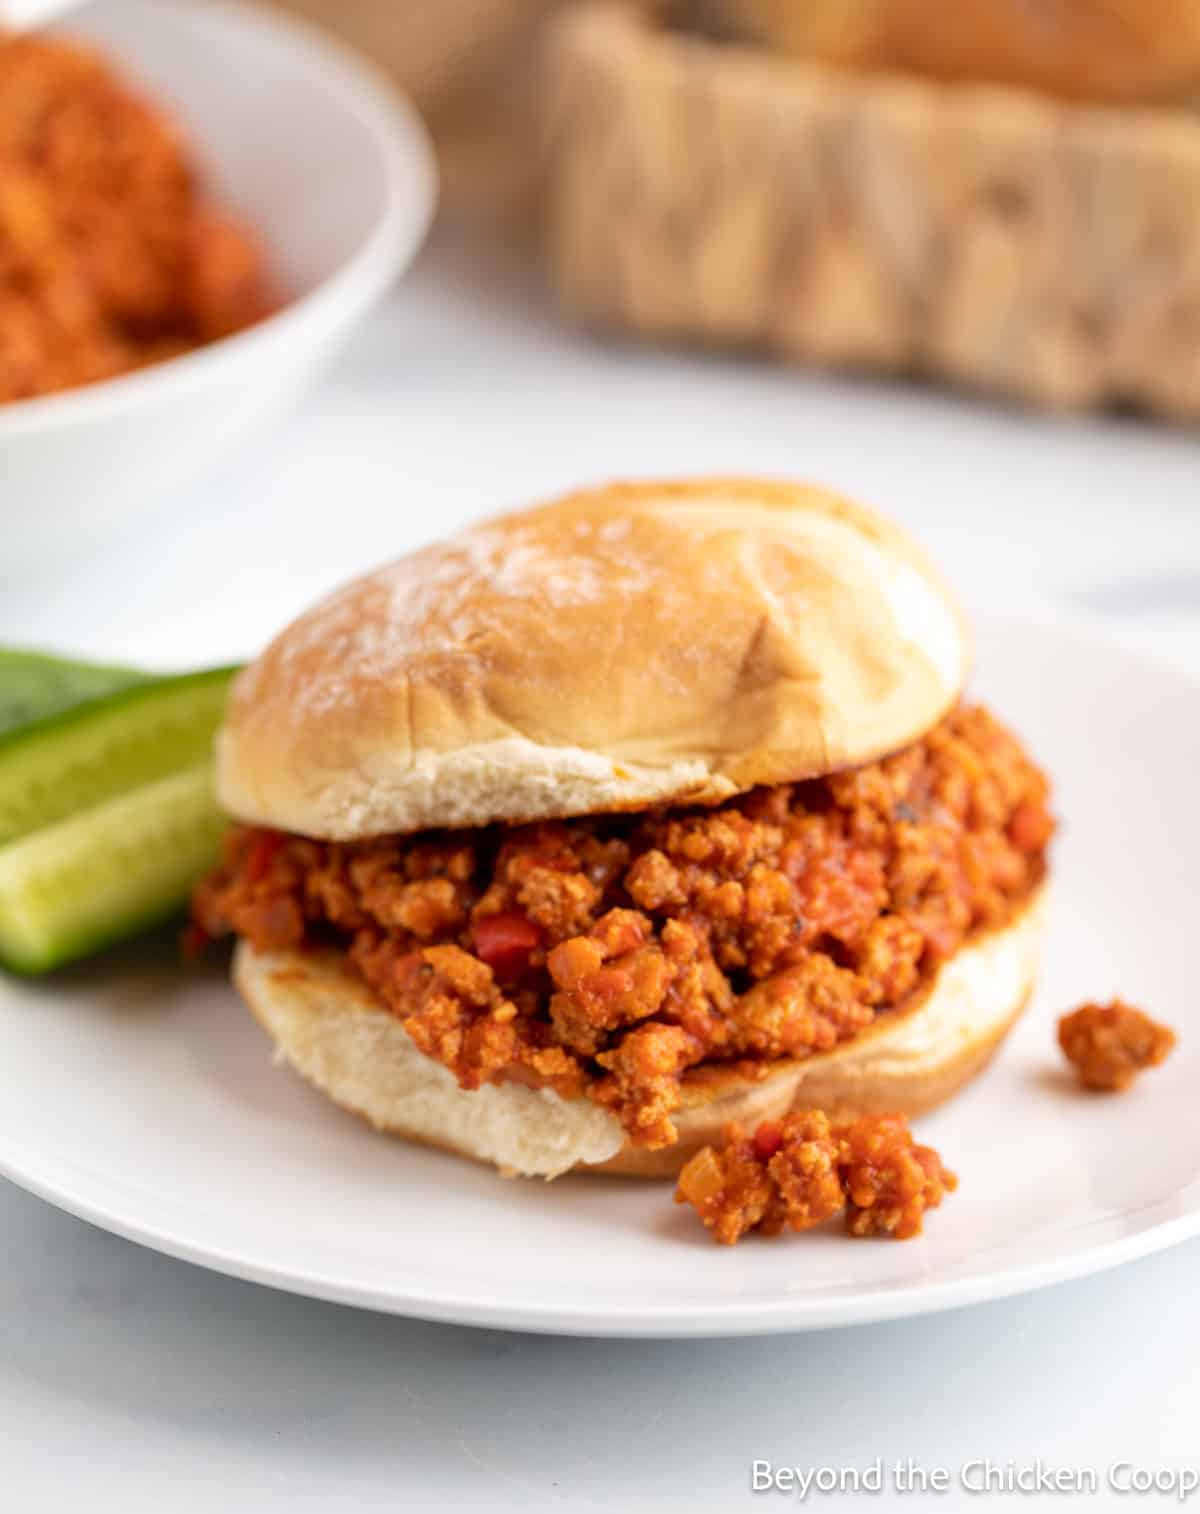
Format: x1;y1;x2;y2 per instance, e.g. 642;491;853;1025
543;2;1200;420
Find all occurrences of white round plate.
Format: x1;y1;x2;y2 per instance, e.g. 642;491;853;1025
0;607;1195;1337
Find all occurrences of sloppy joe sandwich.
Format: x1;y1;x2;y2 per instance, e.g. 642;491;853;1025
192;478;1053;1178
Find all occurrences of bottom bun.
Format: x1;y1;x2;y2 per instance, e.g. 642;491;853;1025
235;884;1047;1181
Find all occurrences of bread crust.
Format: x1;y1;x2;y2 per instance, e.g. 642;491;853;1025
234;885;1046;1180
709;0;1200;103
216;478;968;839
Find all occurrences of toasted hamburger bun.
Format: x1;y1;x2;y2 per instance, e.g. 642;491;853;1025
235;886;1046;1180
706;0;1200;103
217;478;968;839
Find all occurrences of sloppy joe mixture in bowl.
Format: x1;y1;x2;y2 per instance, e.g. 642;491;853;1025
0;31;273;406
2;0;434;575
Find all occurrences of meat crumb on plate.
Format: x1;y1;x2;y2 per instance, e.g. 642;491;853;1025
675;1110;956;1246
1058;1000;1175;1092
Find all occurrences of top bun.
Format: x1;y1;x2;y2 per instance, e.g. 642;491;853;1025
217;478;968;839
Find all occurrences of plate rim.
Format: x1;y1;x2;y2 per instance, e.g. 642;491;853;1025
2;1130;1198;1336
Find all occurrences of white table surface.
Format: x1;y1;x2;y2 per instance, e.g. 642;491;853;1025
4;229;1199;1512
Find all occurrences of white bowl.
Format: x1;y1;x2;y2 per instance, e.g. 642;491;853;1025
2;0;435;577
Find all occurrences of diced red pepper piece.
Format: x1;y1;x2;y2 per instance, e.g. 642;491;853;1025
473;911;543;981
245;829;287;883
1008;799;1054;852
752;1120;785;1161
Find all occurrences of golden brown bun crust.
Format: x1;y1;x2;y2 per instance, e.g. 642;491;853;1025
234;885;1046;1180
710;0;1200;102
218;478;967;839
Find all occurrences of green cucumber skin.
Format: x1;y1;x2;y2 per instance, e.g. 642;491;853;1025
0;649;151;738
0;665;240;848
0;763;226;976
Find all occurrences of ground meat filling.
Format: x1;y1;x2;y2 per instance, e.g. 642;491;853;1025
675;1111;957;1245
1058;1000;1176;1092
0;34;272;404
191;704;1052;1148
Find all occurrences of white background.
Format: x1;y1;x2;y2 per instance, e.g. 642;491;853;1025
3;232;1199;1510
